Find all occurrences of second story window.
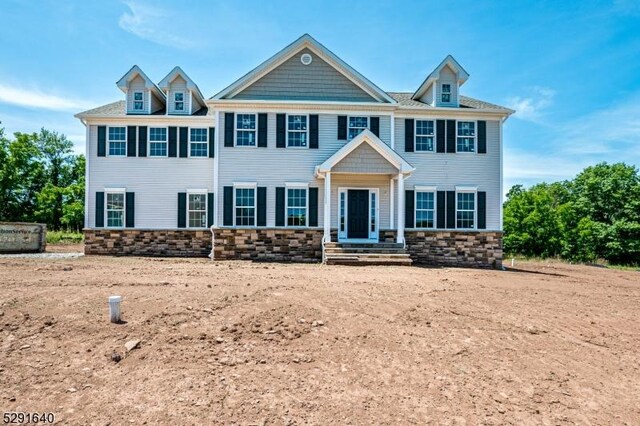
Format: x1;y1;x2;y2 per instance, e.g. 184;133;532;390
149;127;167;157
174;92;184;111
108;127;126;156
415;120;435;152
348;116;368;140
133;91;144;111
287;115;308;147
189;128;208;157
236;114;256;147
441;84;451;103
456;121;476;152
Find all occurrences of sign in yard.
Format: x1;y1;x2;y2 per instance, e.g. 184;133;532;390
0;222;47;253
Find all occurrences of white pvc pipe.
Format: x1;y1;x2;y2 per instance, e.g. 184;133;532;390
109;295;122;323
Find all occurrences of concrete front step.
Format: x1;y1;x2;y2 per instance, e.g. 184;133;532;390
324;247;406;254
324;242;403;249
324;252;413;266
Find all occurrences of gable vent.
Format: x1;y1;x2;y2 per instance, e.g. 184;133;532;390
300;53;313;65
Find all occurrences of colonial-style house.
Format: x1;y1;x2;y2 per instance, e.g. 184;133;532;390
76;34;513;267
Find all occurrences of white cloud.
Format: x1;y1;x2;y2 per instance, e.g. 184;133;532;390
506;86;556;123
118;1;196;49
0;84;94;112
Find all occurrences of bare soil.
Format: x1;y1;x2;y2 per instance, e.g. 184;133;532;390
1;251;639;425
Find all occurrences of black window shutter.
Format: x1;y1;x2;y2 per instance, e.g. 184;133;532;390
437;191;446;228
208;127;215;158
446;120;456;153
125;192;135;228
97;126;106;157
168;127;177;157
446;191;456;228
223;186;233;226
308;187;318;226
95;191;104;227
370;117;380;137
127;126;137;157
309;115;319;149
207;193;214;227
477;121;487;154
477;191;486;229
224;112;234;147
179;127;188;158
258;113;268;148
436;120;445;153
275;187;285;226
177;192;186;228
138;126;147;157
404;119;414;152
276;114;286;148
257;187;267;226
405;190;415;228
337;116;347;140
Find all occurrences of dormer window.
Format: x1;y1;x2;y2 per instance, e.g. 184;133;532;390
174;92;184;111
133;91;144;111
441;84;451;103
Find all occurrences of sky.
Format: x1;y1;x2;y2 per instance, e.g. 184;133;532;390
1;0;639;192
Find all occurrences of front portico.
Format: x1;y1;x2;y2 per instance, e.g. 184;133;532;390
315;130;415;244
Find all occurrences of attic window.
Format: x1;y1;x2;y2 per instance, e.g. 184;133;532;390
300;53;313;65
441;84;451;103
174;92;184;111
133;91;144;111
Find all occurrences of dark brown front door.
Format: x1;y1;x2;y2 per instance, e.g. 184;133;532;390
347;190;369;239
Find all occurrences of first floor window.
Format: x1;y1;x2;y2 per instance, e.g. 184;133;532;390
108;127;126;156
133;91;144;111
149;127;167;156
235;187;255;226
106;192;125;227
287;115;308;147
348;116;368;140
188;193;207;228
286;188;307;226
236;114;256;146
174;92;184;111
456;192;475;229
190;128;208;157
457;121;476;152
416;192;435;228
415;120;435;152
441;84;451;103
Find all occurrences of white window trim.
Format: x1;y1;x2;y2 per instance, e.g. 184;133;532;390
188;127;209;158
286;114;309;149
174;91;185;112
455;189;477;230
414;119;436;153
233;185;257;227
186;191;208;229
235;113;258;148
105;189;126;229
285;185;309;228
414;187;437;230
133;91;145;111
148;126;169;158
455;120;477;154
106;126;127;157
441;83;451;103
347;116;369;141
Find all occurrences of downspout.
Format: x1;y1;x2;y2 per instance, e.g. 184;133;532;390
209;225;217;261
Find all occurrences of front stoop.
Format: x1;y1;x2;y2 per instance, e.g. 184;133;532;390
324;242;413;266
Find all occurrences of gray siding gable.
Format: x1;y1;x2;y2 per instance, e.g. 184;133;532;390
233;48;378;102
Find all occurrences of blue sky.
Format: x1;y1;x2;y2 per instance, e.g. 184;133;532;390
1;0;639;191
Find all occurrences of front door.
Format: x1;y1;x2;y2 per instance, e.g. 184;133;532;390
347;190;369;239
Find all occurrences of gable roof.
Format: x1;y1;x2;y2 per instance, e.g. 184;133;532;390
116;65;165;99
388;92;514;114
213;34;396;104
158;66;205;104
412;55;470;100
316;129;414;175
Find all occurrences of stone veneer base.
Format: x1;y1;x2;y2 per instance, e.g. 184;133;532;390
84;228;502;268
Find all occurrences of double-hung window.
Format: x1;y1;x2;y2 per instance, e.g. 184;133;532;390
415;191;435;228
108;127;126;156
236;114;257;146
456;192;475;229
174;92;184;111
188;193;207;228
415;120;435;152
286;187;307;227
106;192;125;228
348;116;368;140
133;91;144;111
189;128;208;157
456;121;476;152
441;84;451;103
235;187;256;226
149;127;167;157
287;115;308;147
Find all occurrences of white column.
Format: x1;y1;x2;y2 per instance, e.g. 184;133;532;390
396;173;405;244
323;172;331;242
389;178;394;229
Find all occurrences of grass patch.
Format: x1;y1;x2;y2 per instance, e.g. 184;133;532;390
47;230;84;244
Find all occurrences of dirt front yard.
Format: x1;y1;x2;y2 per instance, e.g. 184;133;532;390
1;249;639;425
